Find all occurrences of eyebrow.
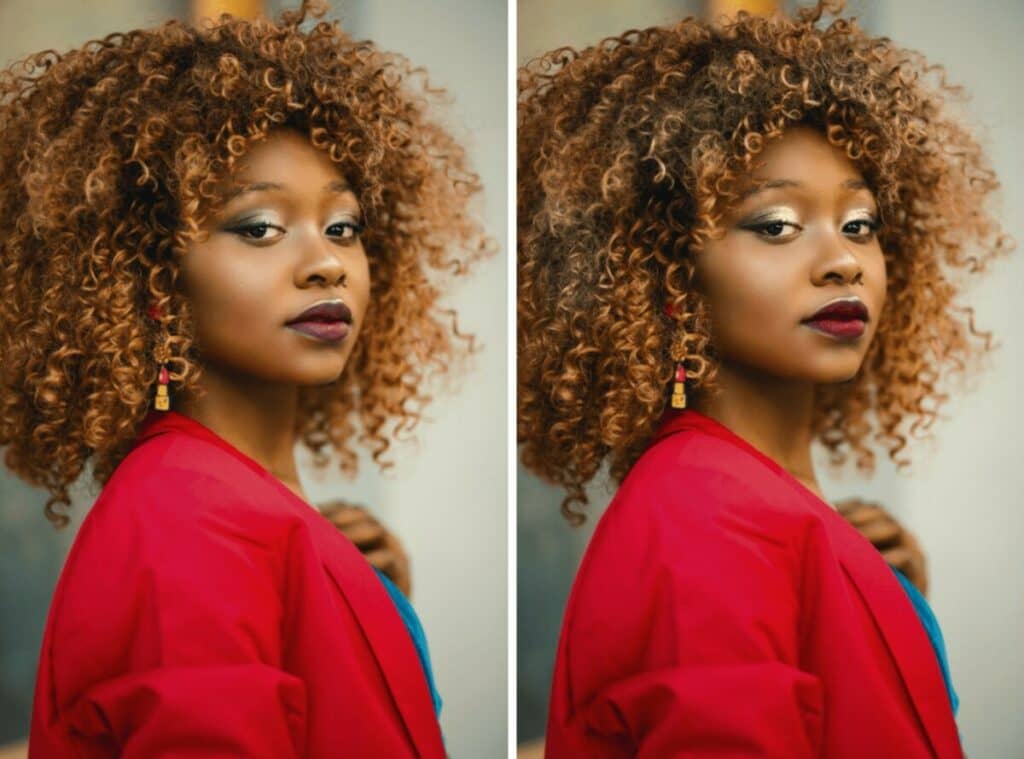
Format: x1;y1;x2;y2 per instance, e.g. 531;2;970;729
225;179;354;202
738;177;869;200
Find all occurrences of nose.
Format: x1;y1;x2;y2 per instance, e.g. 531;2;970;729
812;231;864;286
295;234;348;288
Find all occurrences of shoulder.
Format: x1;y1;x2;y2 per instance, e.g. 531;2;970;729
49;432;313;656
565;426;818;636
93;429;294;531
559;428;821;705
58;431;308;605
597;425;813;547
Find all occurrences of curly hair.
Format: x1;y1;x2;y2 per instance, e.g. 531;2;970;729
518;0;1012;523
0;1;491;528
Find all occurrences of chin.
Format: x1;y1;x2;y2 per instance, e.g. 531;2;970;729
801;356;866;385
292;357;350;387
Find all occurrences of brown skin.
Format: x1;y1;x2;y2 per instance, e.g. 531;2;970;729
690;129;927;593
176;130;370;503
320;500;413;597
838;498;929;596
691;126;887;501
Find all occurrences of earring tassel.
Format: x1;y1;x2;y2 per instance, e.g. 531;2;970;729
671;362;687;409
155;363;170;411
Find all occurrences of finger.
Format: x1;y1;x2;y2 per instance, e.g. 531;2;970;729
836;498;882;514
835;499;867;515
860;519;902;548
883;548;925;587
326;505;372;529
390;556;412;598
364;547;399;575
841;505;886;527
379;534;411;594
338;521;387;548
882;546;916;573
319;499;359;516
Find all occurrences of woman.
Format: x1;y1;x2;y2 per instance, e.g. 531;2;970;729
0;3;488;756
518;2;1008;757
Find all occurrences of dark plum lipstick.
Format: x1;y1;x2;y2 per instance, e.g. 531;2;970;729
802;297;869;340
285;300;353;343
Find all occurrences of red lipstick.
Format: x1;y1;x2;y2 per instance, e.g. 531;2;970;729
285;300;353;343
802;297;868;340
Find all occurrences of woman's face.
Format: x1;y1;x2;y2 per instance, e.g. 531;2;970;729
694;125;887;384
180;129;371;387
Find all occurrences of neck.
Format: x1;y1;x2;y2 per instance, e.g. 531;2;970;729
691;359;822;498
175;360;307;501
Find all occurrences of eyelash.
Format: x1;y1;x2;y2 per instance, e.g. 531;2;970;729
325;221;365;243
745;218;882;241
228;221;365;244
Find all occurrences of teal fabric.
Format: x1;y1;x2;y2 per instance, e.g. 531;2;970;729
891;567;959;717
374;568;443;719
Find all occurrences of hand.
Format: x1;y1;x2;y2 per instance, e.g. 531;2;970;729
836;498;928;597
319;500;412;598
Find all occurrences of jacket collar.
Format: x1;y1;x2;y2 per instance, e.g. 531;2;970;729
652;408;962;759
132;410;446;757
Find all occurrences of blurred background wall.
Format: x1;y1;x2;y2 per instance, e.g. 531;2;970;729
517;1;1024;757
0;1;507;757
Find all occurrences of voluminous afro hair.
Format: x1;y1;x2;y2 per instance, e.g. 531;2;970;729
0;1;490;527
518;0;1012;522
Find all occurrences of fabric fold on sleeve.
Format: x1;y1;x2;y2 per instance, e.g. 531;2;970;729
46;469;310;758
559;466;824;757
584;661;824;758
65;662;307;758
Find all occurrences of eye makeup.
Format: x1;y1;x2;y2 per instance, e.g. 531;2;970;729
738;205;801;227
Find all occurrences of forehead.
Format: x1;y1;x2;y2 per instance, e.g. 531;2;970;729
741;125;867;190
229;130;346;187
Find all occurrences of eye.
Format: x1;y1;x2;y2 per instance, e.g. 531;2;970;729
742;219;802;241
843;217;882;241
326;220;365;244
227;221;285;243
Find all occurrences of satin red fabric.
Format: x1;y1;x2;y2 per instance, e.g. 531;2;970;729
29;410;444;758
545;409;962;758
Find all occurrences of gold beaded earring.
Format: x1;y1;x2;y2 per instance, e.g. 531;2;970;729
153;348;171;411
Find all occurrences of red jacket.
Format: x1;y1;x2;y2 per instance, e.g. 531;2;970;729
546;409;962;758
29;410;445;758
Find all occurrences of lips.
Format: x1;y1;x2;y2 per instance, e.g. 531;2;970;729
805;299;869;322
802;298;869;339
285;300;353;343
286;301;353;325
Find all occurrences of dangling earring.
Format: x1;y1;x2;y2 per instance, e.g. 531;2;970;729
148;302;171;412
671;360;687;409
154;358;170;410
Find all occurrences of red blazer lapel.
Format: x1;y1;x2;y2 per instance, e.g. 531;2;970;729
652;409;961;758
131;411;446;758
305;518;447;758
822;512;962;758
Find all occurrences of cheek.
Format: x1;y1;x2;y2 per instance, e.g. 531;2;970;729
352;253;371;305
183;252;284;354
200;271;272;321
347;253;372;326
699;247;802;356
871;250;888;304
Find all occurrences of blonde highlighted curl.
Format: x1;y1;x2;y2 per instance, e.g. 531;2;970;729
518;1;1012;523
0;1;491;528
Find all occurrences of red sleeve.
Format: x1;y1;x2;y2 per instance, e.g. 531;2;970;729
50;468;307;758
562;465;824;758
